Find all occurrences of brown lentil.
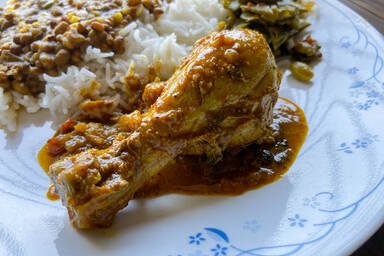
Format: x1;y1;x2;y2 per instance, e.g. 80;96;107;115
0;0;164;96
55;49;70;66
54;21;69;35
91;21;105;32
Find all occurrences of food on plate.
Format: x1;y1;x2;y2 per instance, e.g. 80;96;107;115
40;97;307;199
0;0;319;132
290;61;314;82
0;0;162;96
0;0;228;131
223;0;321;59
223;0;321;79
42;29;283;228
0;0;311;230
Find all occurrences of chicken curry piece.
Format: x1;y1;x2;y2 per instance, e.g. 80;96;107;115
40;97;307;198
38;29;307;229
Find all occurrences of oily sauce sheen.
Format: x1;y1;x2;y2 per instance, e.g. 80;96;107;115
38;97;307;200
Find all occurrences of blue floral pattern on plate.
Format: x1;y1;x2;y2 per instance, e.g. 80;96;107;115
179;172;384;256
337;134;379;153
190;233;206;245
0;0;383;255
243;220;261;233
288;215;308;228
169;0;384;255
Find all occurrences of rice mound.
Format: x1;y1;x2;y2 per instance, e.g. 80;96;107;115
0;0;228;131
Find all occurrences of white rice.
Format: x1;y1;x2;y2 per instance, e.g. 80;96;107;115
0;0;228;131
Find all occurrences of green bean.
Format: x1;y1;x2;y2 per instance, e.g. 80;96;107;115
223;0;321;63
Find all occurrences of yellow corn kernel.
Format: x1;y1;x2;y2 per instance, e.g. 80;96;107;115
217;21;226;31
95;17;105;23
69;15;80;24
5;6;14;12
32;22;40;28
67;12;79;23
19;27;29;33
92;11;100;17
114;12;123;24
121;7;130;15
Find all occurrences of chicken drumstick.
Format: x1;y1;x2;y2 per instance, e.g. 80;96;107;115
49;29;281;228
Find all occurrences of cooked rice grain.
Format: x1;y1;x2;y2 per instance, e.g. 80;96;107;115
0;0;228;131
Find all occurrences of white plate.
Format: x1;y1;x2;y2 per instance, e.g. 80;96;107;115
1;0;384;255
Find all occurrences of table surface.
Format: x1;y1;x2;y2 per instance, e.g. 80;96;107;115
338;1;384;255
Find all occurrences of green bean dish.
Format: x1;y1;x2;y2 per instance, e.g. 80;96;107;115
223;0;322;69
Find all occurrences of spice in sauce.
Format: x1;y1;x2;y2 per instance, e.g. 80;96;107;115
136;97;308;197
39;97;307;200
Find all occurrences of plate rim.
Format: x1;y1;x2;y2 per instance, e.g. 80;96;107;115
324;0;384;254
0;0;384;255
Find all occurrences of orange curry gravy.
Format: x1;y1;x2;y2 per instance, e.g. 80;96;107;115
38;97;307;200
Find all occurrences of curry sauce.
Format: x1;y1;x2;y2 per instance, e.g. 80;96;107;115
39;97;307;199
